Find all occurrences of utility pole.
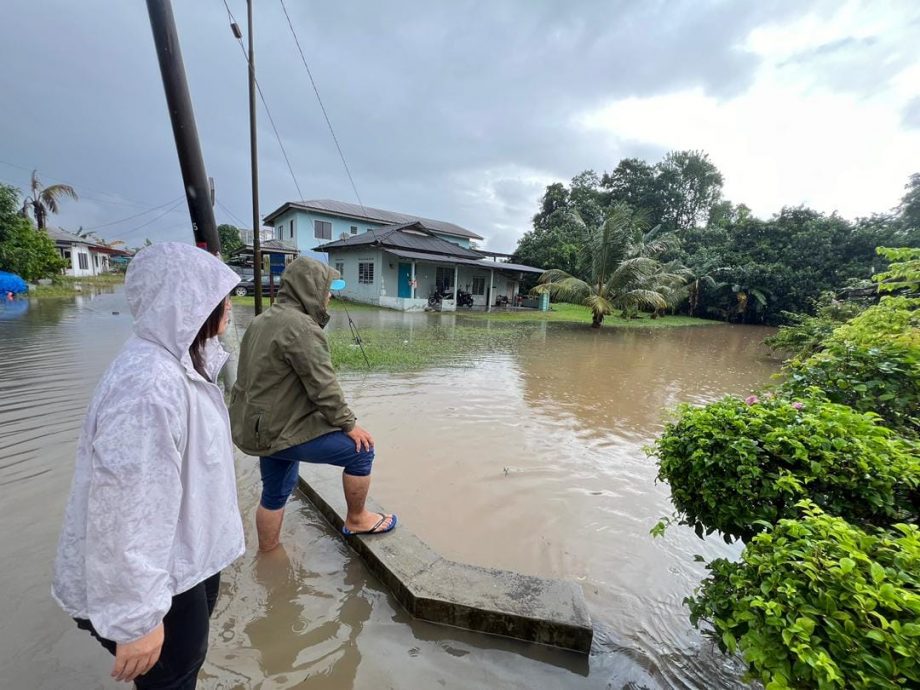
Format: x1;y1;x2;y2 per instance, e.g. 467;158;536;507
247;0;263;314
145;0;221;254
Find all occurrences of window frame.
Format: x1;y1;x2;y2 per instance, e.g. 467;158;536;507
358;261;375;285
314;219;332;240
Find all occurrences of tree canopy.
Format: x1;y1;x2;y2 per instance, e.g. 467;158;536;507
515;150;920;324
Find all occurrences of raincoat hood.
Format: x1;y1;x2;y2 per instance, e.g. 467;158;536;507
125;242;241;362
275;257;339;328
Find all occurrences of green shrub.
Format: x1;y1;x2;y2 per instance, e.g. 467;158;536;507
782;296;920;437
687;502;920;690
765;296;866;359
652;395;918;542
784;342;919;438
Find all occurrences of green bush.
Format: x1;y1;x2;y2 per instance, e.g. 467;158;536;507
687;502;920;690
652;395;918;542
784;342;919;438
782;296;920;437
765;297;866;359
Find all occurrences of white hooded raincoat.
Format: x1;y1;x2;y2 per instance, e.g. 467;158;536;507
52;242;245;644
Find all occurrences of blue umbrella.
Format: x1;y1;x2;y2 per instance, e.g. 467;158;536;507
0;271;28;295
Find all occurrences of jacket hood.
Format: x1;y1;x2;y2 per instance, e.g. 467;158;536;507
125;242;241;362
275;257;338;327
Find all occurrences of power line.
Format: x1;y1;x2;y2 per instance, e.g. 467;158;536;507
219;0;304;202
81;196;186;231
113;199;188;240
278;0;366;215
216;198;249;227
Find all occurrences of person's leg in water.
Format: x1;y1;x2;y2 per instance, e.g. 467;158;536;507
256;432;395;551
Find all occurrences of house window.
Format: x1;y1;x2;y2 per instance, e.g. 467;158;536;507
275;225;283;241
350;225;358;235
358;261;374;284
472;276;485;295
289;220;294;239
334;261;344;276
314;220;332;240
93;254;99;267
78;253;89;270
366;228;373;233
435;266;454;291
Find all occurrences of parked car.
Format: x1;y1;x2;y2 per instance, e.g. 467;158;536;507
233;274;281;297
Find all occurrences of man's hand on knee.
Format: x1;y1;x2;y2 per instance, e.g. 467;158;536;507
346;426;374;452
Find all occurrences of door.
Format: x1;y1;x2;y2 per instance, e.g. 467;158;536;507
398;263;412;298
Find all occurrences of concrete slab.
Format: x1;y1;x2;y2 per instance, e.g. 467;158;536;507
297;463;593;654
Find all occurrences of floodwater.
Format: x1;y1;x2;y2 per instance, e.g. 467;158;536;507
0;289;779;690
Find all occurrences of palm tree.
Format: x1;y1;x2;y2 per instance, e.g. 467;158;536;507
534;204;688;328
21;170;77;230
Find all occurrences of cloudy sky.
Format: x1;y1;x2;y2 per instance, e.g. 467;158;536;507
1;1;918;252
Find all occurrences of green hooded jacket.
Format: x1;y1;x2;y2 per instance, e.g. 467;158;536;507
229;257;356;456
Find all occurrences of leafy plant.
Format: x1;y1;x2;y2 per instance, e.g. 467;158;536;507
765;295;866;359
652;395;918;542
874;247;920;294
783;342;919;438
0;184;66;280
533;203;687;327
782;293;920;437
687;502;920;690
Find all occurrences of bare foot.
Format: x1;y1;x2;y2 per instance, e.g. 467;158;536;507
343;511;397;535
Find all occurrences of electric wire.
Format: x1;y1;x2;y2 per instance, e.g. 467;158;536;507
278;0;367;215
219;0;305;201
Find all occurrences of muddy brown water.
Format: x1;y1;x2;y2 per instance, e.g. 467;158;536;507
0;289;778;689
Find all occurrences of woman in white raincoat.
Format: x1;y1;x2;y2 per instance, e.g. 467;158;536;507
52;242;245;688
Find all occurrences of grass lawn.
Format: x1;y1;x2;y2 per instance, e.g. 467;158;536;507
231;295;381;312
231;298;717;372
30;274;125;298
464;302;713;328
328;323;530;371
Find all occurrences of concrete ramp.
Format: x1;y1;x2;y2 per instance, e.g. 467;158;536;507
297;464;594;654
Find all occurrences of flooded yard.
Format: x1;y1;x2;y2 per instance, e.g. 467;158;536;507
0;289;779;689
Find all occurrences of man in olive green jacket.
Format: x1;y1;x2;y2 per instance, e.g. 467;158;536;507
229;257;396;551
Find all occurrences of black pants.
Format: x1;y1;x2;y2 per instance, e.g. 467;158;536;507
75;572;221;690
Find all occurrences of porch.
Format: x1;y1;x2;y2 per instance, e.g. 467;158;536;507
379;249;544;312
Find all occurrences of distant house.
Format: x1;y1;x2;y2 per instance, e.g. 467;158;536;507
264;199;484;256
44;227;128;277
317;221;544;311
262;199;544;311
226;237;299;277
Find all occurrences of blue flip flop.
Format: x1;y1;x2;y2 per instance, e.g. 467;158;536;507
342;513;397;536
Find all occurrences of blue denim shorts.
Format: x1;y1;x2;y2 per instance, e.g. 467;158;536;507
259;431;375;510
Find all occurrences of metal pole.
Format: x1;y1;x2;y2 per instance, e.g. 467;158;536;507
247;0;263;314
145;0;221;254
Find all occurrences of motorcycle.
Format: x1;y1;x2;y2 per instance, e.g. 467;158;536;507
428;286;474;309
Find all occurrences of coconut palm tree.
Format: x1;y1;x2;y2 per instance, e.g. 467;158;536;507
21;170;77;230
534;204;689;327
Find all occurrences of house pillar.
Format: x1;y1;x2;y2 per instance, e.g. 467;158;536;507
453;265;459;302
487;268;494;312
411;262;417;299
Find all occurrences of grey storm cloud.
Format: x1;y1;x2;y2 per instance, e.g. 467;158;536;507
0;0;837;251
